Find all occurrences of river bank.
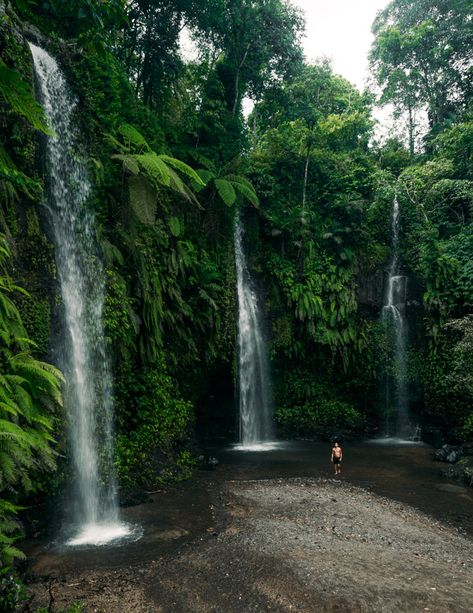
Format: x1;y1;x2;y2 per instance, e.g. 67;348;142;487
22;441;473;612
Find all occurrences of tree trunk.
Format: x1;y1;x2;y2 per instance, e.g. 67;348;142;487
407;103;414;157
302;148;310;212
232;43;251;115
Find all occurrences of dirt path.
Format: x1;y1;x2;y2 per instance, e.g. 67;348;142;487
23;442;473;612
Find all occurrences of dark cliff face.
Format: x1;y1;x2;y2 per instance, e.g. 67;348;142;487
355;268;385;318
356;264;424;323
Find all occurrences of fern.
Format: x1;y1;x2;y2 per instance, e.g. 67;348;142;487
215;178;237;206
112;125;204;217
117;123;150;151
229;179;259;207
0;235;63;574
128;175;157;224
159;154;204;186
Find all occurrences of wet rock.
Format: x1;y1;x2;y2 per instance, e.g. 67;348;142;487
434;444;463;463
198;454;219;470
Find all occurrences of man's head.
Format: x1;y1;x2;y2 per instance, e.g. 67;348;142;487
334;442;339;447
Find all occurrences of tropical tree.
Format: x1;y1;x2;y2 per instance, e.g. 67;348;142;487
370;0;473;134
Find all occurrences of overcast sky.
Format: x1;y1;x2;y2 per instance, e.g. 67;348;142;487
290;0;390;90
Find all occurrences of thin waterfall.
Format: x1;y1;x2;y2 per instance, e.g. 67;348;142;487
234;213;274;448
29;43;132;546
382;196;410;438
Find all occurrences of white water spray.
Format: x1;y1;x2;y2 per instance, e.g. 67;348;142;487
234;214;274;448
382;196;411;438
29;43;134;546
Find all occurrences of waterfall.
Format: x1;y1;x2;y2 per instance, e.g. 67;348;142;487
234;213;274;449
382;196;411;438
29;43;132;546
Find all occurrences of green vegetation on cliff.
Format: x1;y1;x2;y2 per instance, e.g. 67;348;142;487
1;0;473;604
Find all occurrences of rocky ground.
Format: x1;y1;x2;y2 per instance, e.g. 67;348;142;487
23;443;473;613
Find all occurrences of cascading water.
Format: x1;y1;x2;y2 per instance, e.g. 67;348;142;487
234;213;274;450
382;196;411;438
29;43;135;546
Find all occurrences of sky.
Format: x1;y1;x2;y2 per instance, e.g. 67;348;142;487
290;0;390;90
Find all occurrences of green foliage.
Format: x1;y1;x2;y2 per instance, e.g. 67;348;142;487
461;413;473;442
115;360;194;488
33;603;85;613
191;155;259;208
0;57;45;207
276;401;363;440
112;123;204;214
0;566;27;612
273;369;364;439
370;0;473;131
0;58;50;134
0;236;62;578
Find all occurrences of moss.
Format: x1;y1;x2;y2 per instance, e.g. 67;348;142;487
14;292;51;356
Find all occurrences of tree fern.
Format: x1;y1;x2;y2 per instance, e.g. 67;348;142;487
112;125;204;220
187;157;259;208
214;178;237;206
128;176;157;224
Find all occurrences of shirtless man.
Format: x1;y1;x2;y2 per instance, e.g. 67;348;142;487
331;442;343;475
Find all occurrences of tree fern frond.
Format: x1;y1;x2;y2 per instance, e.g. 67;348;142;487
128;175;157;225
193;169;215;191
231;181;260;207
214;179;236;206
112;154;140;175
137;153;171;187
186;150;215;170
224;174;255;191
118;124;150;151
159;155;205;187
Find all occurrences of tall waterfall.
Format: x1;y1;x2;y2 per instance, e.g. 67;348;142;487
29;43;131;546
382;196;410;438
234;213;274;448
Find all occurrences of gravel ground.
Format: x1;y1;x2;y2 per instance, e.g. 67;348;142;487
27;477;473;613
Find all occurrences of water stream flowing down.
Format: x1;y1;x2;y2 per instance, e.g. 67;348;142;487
234;214;274;450
29;43;135;546
382;196;411;438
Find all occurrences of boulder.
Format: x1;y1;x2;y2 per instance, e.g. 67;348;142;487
434;444;463;463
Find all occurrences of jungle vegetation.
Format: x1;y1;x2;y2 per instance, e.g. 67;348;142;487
0;0;472;605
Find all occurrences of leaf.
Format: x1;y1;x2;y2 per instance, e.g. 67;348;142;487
118;124;150;150
169;217;181;237
136;153;171;187
160;155;205;187
231;181;259;208
214;179;236;206
194;169;216;190
111;154;139;175
128;176;157;224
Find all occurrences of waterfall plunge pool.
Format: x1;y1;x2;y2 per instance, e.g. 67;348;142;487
231;441;285;452
64;521;143;548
